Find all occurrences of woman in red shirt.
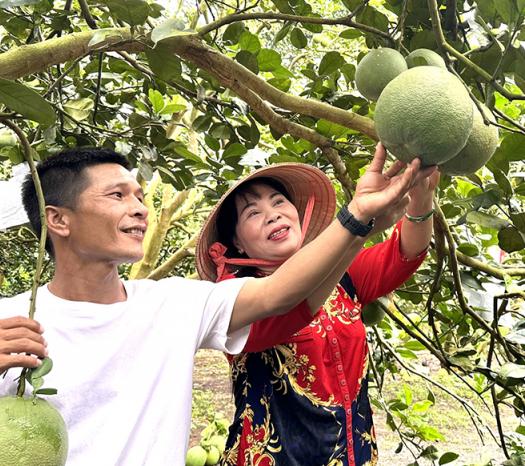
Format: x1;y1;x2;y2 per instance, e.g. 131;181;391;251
196;144;438;466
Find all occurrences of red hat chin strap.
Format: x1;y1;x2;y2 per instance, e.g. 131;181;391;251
210;194;316;281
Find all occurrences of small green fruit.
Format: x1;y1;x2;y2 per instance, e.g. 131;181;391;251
205;446;221;465
209;434;227;454
186;445;208;466
361;300;386;326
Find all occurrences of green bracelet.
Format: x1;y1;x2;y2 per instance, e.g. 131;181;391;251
405;209;434;223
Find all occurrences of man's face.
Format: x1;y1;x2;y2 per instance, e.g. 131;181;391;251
64;163;148;265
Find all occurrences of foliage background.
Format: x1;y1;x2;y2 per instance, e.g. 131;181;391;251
0;0;524;464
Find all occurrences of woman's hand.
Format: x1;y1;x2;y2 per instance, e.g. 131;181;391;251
407;169;440;216
349;143;437;224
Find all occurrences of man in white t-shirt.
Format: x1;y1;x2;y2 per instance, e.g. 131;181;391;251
0;147;435;465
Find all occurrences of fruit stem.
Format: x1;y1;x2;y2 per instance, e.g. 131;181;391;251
3;121;48;396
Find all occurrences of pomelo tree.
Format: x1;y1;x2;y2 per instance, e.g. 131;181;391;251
0;0;524;464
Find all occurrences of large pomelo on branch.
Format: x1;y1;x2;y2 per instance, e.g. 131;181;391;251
406;48;446;69
355;48;407;101
0;396;68;466
439;103;499;175
374;66;474;166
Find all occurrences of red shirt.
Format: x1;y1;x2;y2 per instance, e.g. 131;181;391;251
221;222;427;466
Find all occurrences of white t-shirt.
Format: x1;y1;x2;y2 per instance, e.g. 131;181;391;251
0;276;250;466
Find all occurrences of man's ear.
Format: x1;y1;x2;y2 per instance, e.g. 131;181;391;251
45;206;71;238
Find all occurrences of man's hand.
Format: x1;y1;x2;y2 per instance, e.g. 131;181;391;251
0;316;47;372
349;143;437;224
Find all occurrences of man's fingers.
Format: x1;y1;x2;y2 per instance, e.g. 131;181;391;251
0;327;46;345
0;354;43;371
367;143;388;173
0;316;44;333
0;338;48;359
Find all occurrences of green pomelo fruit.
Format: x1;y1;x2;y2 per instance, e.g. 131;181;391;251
374;66;474;165
355;48;408;101
208;434;227;454
406;48;446;69
186;445;208;466
361;300;386;326
0;396;68;466
205;446;221;465
439;103;499;175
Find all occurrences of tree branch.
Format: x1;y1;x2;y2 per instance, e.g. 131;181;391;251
147;233;198;280
0;30;377;141
198;12;394;45
427;0;525;101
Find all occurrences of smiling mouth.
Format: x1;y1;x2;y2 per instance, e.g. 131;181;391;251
268;227;289;240
121;227;146;239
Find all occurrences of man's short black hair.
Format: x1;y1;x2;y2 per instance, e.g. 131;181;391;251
21;147;131;256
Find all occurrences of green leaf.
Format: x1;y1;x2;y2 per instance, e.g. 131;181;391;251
172;144;204;165
498;226;525;253
316;119;348;138
148;89;164;114
151;18;196;44
510;212;525;233
0;129;16;147
146;43;183;82
357;6;389;31
192;114;213;132
290;28;307;49
274;23;292;43
494;0;518;24
466;211;510;230
267;77;291;92
0;0;40;6
239;31;261;54
403;340;426;351
87;28;126;49
35;388;58;395
204;134;220;151
236;51;259;74
457;243;479;256
341;0;361;9
498;362;525;380
493;133;525;162
106;0;149;26
318;51;345;76
339;29;363;39
26;357;53;393
402;384;413;405
0;78;56;125
271;0;294;14
223;143;247;159
412;400;433;414
63;97;94;122
491;167;513;196
222;22;245;44
257;49;281;72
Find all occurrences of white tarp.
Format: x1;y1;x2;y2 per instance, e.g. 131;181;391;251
0;162;29;230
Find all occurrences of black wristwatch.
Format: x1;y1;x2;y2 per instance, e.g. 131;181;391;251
337;206;375;237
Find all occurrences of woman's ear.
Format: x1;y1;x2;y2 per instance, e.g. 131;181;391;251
232;236;244;255
45;206;70;238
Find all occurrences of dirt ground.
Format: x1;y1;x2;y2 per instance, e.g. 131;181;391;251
191;350;512;465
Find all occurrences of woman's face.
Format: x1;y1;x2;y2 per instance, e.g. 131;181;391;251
233;183;302;269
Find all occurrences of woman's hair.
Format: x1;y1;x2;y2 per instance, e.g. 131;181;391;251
216;176;292;277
